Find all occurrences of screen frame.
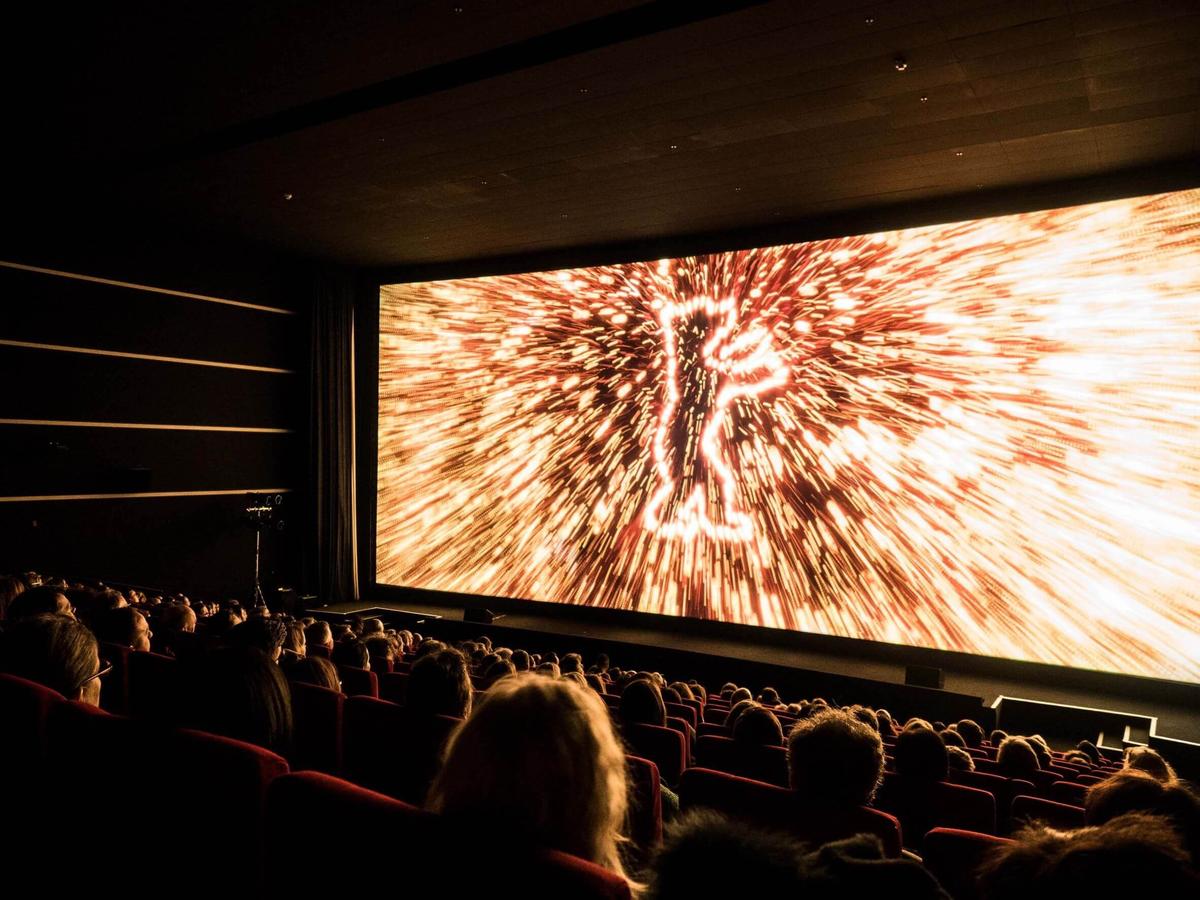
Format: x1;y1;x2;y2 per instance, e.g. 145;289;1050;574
355;160;1200;699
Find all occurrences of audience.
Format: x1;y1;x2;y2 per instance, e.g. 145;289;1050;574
0;613;105;704
406;648;472;718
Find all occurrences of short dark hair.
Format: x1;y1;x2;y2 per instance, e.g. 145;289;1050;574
787;708;883;807
895;722;949;781
8;585;68;620
978;813;1198;899
996;737;1041;781
227;617;287;658
940;728;967;748
92;607;144;647
560;652;583;675
407;648;472;718
956;719;985;747
620;678;666;727
482;658;516;690
511;649;531;671
0;613;98;698
332;639;370;670
946;745;975;773
733;706;784;746
1086;771;1200;866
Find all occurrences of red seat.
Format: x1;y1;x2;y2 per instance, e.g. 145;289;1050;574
1049;780;1090;807
703;706;729;726
665;701;697;730
265;771;631;897
0;673;64;869
875;775;997;849
127;650;178;720
678;767;902;857
695;734;788;787
378;670;410;705
622;722;687;786
289;680;344;773
337;664;379;698
626;755;664;858
923;828;1013;900
1010;794;1086;830
1076;773;1104;785
947;769;1037;830
343;695;462;803
0;672;62;767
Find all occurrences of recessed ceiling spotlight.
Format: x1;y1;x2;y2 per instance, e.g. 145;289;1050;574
955;150;964;157
560;213;569;218
734;186;743;192
282;193;293;201
920;95;929;103
453;6;463;13
894;56;908;72
865;17;875;25
669;144;678;150
578;87;589;94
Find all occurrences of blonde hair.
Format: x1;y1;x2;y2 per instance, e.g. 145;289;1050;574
426;674;630;879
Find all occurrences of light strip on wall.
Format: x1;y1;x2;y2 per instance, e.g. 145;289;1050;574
0;339;293;374
0;260;295;315
0;418;292;434
0;488;293;503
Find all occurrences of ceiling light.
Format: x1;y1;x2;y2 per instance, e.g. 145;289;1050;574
865;17;875;25
955;151;964;157
282;193;293;201
894;56;908;72
920;95;929;103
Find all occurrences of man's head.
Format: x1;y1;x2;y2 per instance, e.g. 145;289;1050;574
0;613;104;705
787;708;883;808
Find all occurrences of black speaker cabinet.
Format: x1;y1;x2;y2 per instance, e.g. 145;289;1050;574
905;664;945;689
463;607;502;624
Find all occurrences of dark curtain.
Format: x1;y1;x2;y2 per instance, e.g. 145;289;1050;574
309;268;359;603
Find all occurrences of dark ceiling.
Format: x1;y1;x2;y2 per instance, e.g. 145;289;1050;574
6;0;1199;270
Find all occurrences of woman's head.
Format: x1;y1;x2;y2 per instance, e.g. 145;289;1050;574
178;647;293;755
733;706;784;746
288;656;341;692
620;678;666;727
0;613;103;704
426;677;629;877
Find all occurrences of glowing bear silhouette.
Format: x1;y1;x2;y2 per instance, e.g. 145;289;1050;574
644;296;789;541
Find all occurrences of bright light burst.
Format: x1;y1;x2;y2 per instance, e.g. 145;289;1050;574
377;189;1200;683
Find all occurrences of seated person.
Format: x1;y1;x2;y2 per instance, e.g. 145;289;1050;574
407;648;472;718
996;736;1041;782
93;606;152;653
0;613;105;705
1085;770;1199;866
733;705;784;747
894;720;949;782
287;655;341;693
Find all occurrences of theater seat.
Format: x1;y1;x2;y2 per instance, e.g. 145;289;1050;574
1049;780;1090;807
0;672;62;768
947;769;1036;831
337;664;379;698
289;680;344;773
343;695;463;804
1010;794;1086;831
626;755;664;858
665;701;697;730
127;649;178;721
378;670;409;705
875;775;996;850
623;722;687;786
923;828;1013;900
695;734;789;787
266;771;632;898
678;767;903;857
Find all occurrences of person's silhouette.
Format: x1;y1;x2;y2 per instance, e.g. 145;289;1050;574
644;296;789;541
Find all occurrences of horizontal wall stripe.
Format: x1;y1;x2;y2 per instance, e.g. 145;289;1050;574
0;259;295;315
0;339;294;374
0;488;293;503
0;418;293;434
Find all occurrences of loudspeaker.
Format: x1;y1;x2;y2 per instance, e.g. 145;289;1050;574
273;586;299;616
463;607;502;624
905;664;944;689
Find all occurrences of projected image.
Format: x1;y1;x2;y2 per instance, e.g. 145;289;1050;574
378;190;1200;683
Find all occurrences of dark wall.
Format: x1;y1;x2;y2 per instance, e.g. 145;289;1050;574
0;225;307;598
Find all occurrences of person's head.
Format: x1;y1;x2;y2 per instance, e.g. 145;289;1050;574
946;745;976;773
178;647;292;755
729;686;753;705
956;719;985;748
661;685;682;705
719;682;737;699
361;617;384;636
0;613;104;705
726;698;758;734
427;677;629;878
687;681;707;704
733;706;784;746
227;617;287;661
482;657;516;690
287;656;341;693
94;606;152;652
940;728;966;749
787;708;884;808
1123;746;1177;783
560;652;583;676
585;673;607;695
977;813;1198;899
535;661;560;678
650;810;806;897
594;652;610;673
848;705;880;733
510;648;531;672
758;687;782;707
1085;771;1200;865
160;602;197;634
875;708;896;736
8;585;73;621
363;634;393;670
990;729;1009;746
1076;739;1101;764
668;681;694;702
1063;750;1093;767
282;622;306;658
895;721;949;781
0;574;27;620
621;678;667;727
413;639;445;661
996;737;1041;781
332;639;370;670
407;648;472;718
305;621;334;652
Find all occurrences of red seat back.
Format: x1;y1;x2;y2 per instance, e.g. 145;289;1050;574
923;828;1013;900
665;701;697;730
379;670;410;705
343;695;462;804
1049;779;1090;807
622;723;687;786
337;664;379;698
0;672;63;767
289;681;344;773
1010;794;1086;830
875;775;997;849
695;734;788;787
98;641;131;714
